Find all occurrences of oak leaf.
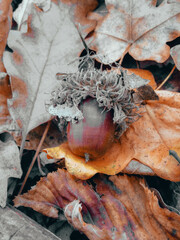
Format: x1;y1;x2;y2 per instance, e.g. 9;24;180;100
44;91;180;182
90;0;180;64
0;139;22;207
3;0;97;151
14;169;180;239
13;0;51;32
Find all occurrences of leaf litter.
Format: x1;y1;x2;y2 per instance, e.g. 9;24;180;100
0;0;179;239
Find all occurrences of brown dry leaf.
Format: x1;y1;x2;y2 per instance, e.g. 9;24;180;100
3;1;97;151
171;45;180;70
0;76;12;133
111;68;157;89
90;0;180;64
14;169;180;239
61;0;98;36
44;91;180;182
13;122;63;150
0;0;13;132
13;0;98;36
14;169;108;221
13;0;51;32
126;68;157;89
0;0;12;73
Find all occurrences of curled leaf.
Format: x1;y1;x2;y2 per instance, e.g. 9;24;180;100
44;91;180;182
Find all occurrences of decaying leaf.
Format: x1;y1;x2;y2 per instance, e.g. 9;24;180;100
14;169;180;239
171;45;180;70
0;139;22;207
90;0;180;64
44;91;180;182
3;1;97;151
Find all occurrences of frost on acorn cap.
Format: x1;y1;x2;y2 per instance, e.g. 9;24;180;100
48;67;149;136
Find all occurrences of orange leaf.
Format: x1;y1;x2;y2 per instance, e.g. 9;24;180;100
14;169;180;239
44;91;180;182
111;68;157;89
126;68;157;89
90;0;180;64
0;76;12;132
0;0;13;132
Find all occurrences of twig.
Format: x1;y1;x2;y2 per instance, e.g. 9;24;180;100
37;154;46;176
18;120;51;195
156;65;176;90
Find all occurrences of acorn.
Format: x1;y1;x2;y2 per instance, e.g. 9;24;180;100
67;97;115;161
49;68;142;161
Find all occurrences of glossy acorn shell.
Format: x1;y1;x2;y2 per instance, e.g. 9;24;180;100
67;97;115;159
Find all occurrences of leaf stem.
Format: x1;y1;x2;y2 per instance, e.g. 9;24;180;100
156;65;176;90
119;44;131;66
18;120;51;195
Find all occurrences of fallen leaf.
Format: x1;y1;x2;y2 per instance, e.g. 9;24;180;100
0;76;12;133
14;169;107;220
61;0;99;36
126;68;157;89
170;45;180;70
0;139;22;207
3;1;97;151
14;169;180;239
13;121;63;150
90;0;180;64
13;0;51;32
0;0;14;132
0;0;12;73
44;91;180;182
